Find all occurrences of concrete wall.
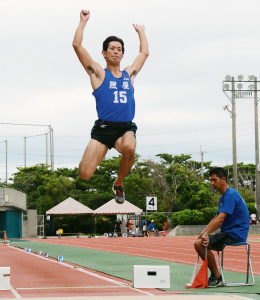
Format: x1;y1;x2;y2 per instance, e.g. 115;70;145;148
0;188;38;238
22;209;37;238
168;224;260;236
0;188;26;211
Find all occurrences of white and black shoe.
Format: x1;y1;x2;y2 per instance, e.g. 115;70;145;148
208;275;223;287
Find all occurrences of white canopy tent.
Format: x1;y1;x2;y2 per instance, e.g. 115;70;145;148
94;198;143;215
46;197;94;237
94;199;143;235
46;197;94;215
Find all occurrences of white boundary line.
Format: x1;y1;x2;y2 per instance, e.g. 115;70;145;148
10;284;21;298
8;245;155;297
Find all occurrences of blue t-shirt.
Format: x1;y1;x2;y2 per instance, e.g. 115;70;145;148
217;187;249;242
92;69;135;122
148;223;156;231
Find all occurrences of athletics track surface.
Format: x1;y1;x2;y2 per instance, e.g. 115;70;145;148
0;235;259;299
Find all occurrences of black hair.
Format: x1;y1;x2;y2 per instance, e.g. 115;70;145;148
209;167;227;182
103;36;125;54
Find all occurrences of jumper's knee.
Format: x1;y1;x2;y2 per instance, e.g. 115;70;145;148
123;146;135;160
79;162;94;180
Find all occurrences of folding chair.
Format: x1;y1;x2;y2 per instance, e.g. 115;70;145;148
217;242;254;286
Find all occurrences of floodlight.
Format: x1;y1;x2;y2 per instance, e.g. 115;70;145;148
223;83;230;90
248;84;254;90
237;75;244;81
237;83;243;90
222;104;229;111
225;75;232;81
248;75;255;81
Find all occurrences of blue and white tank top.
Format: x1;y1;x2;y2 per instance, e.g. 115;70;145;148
92;69;135;122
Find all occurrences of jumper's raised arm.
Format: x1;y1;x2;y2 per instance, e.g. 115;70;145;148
124;24;149;83
72;10;104;90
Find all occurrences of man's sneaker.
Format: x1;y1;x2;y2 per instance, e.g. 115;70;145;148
112;183;125;204
208;275;223;287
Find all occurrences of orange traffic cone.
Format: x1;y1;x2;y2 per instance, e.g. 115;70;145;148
4;230;7;245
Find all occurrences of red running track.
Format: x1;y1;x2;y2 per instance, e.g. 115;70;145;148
0;235;259;298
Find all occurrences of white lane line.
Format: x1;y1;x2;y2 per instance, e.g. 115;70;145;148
10;284;21;298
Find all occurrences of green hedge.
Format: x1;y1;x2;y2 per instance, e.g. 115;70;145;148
171;207;218;225
246;203;256;215
171;204;255;225
144;213;167;231
201;207;218;224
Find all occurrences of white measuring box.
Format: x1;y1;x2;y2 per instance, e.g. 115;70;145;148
0;267;10;290
133;265;170;288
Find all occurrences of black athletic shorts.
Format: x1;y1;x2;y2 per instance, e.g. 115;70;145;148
209;231;240;251
91;119;137;149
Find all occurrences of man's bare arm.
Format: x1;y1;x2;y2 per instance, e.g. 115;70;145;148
205;213;227;234
200;213;227;247
72;10;104;90
124;24;149;84
198;215;218;240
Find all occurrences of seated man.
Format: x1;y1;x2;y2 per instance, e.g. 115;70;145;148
148;220;158;236
194;167;249;288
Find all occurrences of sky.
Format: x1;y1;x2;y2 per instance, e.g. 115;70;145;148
1;0;260;182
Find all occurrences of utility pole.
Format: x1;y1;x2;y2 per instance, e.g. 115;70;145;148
200;145;206;179
45;133;48;165
254;78;260;219
222;76;238;190
231;77;238;190
5;140;7;184
49;126;54;171
223;75;260;217
24;137;27;167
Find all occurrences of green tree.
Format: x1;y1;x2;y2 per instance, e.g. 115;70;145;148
9;164;74;214
156;153;214;211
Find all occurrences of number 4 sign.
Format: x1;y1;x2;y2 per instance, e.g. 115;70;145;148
146;197;157;211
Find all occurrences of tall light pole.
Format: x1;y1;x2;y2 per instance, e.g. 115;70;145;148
5;140;7;183
200;145;207;179
49;126;54;171
45;133;48;165
253;78;260;219
222;75;260;217
222;76;238;190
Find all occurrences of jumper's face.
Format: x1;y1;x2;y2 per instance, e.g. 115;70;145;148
103;41;123;63
210;174;226;191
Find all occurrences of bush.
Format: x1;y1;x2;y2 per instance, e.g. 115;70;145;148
171;209;204;225
171;207;218;225
145;213;167;230
246;203;256;215
95;215;115;234
201;207;218;224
